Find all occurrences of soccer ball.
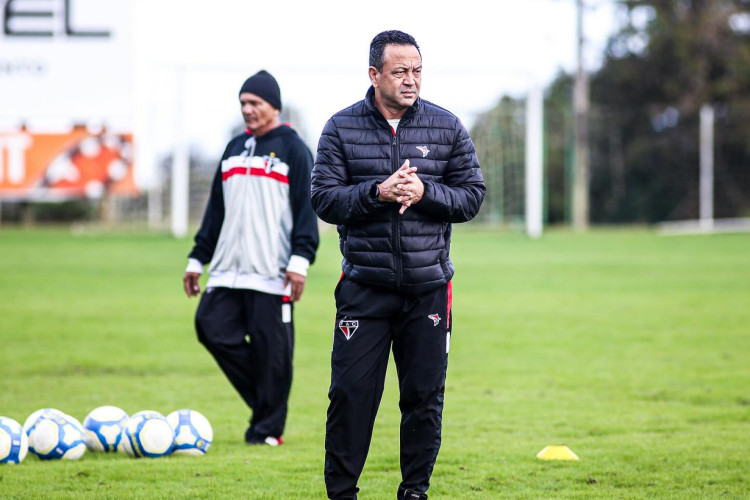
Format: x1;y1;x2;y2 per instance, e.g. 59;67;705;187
83;406;128;452
166;409;213;456
0;417;29;464
121;410;174;458
25;409;86;460
22;408;64;432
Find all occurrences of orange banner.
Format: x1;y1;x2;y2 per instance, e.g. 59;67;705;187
0;127;139;201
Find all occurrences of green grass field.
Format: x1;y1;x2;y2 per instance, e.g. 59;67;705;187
0;226;748;499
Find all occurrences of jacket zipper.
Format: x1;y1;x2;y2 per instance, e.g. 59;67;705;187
235;137;256;286
391;128;402;291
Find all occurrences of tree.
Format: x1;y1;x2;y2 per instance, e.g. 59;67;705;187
587;0;750;222
471;1;750;225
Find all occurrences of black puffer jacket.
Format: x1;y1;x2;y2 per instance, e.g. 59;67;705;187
312;87;486;294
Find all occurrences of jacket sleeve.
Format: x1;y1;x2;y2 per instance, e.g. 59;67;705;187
413;121;486;223
287;139;320;265
311;118;386;225
187;140;236;264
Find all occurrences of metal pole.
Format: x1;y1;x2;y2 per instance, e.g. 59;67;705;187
699;104;714;231
526;86;544;239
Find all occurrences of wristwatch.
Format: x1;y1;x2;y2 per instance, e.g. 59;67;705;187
370;183;380;200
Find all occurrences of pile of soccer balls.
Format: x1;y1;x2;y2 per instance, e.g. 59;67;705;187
0;406;212;464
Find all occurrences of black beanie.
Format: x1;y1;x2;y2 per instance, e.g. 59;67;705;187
239;70;282;111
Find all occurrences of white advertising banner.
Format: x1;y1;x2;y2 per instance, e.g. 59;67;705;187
1;0;132;127
0;0;136;199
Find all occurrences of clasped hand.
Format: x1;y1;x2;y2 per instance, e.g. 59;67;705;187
376;160;424;214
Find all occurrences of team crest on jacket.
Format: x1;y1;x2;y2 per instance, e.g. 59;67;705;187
338;319;359;340
263;154;289;176
416;145;430;157
428;314;441;326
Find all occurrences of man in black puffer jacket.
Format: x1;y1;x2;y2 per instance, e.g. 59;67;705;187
312;30;486;500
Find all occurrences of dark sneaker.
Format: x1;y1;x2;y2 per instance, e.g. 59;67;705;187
399;489;427;500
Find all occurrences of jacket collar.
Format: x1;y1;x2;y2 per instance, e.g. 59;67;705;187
244;123;293;141
364;86;420;123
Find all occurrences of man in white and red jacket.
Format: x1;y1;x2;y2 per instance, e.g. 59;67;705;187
184;70;319;446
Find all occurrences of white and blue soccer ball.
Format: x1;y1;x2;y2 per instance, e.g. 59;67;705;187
83;406;129;452
0;416;29;464
24;409;86;460
166;409;213;456
121;410;174;458
22;408;64;432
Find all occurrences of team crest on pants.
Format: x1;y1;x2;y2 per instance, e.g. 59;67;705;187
338;319;359;340
428;314;441;326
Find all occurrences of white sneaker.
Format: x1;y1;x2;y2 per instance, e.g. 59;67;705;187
264;436;283;446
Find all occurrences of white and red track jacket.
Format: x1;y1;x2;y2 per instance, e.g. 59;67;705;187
188;125;319;297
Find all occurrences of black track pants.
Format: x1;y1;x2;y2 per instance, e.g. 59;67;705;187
324;278;452;500
195;287;294;438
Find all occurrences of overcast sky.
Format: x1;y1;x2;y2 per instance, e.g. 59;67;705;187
132;0;622;158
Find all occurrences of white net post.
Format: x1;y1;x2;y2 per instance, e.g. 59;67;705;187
525;86;544;238
699;104;714;231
